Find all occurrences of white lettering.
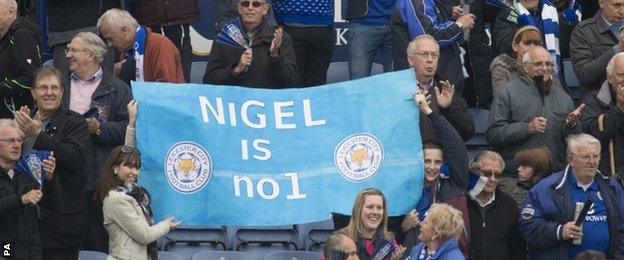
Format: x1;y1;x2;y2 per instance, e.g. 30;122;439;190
228;102;237;126
285;172;307;199
303;99;326;126
274;101;296;129
257;178;280;199
336;28;349;46
334;0;346;23
199;96;224;124
241;100;266;128
233;175;254;198
252;139;272;160
241;139;249;160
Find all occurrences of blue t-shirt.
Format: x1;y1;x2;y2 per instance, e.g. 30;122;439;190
350;0;396;25
567;172;609;259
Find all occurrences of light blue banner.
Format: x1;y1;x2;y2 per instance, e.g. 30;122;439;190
133;69;424;226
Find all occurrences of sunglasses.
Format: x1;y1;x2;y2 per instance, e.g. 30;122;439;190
239;0;264;7
115;145;141;165
477;169;500;178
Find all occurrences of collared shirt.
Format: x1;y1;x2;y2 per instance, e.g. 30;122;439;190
471;191;495;208
567;170;609;259
415;78;434;92
69;67;103;114
602;15;623;39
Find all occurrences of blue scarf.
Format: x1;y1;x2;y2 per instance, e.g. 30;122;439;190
127;26;146;82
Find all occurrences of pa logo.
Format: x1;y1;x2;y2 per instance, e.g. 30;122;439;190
164;141;212;194
334;133;384;183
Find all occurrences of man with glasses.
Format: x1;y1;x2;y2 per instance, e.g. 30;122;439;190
59;32;131;256
13;66;90;259
407;35;474;142
571;0;624;96
466;150;527;259
203;0;299;88
519;133;624;259
581;53;624;179
0;0;41;119
0;118;60;260
486;46;584;175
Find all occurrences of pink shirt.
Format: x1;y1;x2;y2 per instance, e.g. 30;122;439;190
69;68;103;114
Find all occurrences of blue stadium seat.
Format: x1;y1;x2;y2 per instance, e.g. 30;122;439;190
158;251;184;260
163;225;228;260
191;251;255;260
78;250;108;260
264;251;322;260
233;225;299;260
190;61;208;84
466;108;490;147
295;219;334;251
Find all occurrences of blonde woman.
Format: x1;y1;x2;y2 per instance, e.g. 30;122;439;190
409;203;464;259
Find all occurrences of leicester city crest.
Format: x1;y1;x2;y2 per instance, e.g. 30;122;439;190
334;133;384;183
164;141;212;194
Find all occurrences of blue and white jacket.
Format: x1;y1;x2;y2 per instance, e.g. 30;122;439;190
519;165;624;259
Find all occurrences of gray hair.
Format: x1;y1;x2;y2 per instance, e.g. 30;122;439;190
0;0;17;9
470;150;505;170
606;52;624;75
97;8;138;32
566;134;601;156
522;46;551;65
73;32;107;63
406;34;438;58
0;119;23;137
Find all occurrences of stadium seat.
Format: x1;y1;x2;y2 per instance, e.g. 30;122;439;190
264;251;322;260
295;219;334;251
158;251;184;260
191;251;255;260
466;108;490;148
326;62;384;84
190;61;208;84
78;250;108;260
563;59;580;100
163;225;228;259
233;225;299;259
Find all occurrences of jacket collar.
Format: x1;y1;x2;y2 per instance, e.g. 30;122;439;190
61;71;118;109
596;10;614;34
597;80;615;106
555;164;608;190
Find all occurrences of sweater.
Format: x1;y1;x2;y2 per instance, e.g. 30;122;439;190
272;0;334;25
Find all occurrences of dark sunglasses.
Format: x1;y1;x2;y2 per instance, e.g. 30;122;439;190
115;145;140;165
479;169;500;178
240;0;264;7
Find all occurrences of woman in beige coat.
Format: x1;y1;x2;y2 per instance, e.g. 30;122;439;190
93;145;180;260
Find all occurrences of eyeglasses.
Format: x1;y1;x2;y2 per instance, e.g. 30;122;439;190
239;1;265;8
412;51;440;59
121;145;140;155
572;153;601;162
0;138;23;144
33;85;62;93
477;168;500;178
526;61;554;68
64;46;89;55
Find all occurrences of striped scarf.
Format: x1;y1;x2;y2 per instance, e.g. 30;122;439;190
515;0;561;74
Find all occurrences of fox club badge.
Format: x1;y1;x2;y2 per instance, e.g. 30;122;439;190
334;133;384;183
164;141;212;194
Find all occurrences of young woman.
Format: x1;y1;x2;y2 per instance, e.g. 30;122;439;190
339;188;405;260
93;145;180;260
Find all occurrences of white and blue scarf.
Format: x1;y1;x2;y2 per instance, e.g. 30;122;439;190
515;0;580;75
129;26;147;82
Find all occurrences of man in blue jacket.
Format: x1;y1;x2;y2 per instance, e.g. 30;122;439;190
519;133;624;259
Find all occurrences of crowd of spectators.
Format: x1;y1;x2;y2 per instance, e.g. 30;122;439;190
2;0;624;259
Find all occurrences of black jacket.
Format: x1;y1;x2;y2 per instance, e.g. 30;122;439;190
0;17;41;119
0;167;61;260
203;19;300;88
581;83;624;178
62;71;132;191
468;189;527;260
31;107;90;248
133;0;200;27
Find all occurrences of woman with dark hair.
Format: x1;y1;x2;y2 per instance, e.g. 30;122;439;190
501;147;553;205
338;188;405;260
94;145;180;260
490;25;542;94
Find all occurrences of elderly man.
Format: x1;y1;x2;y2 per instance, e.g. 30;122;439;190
519;134;624;259
570;0;624;96
13;66;90;259
97;8;185;85
60;32;131;254
203;0;299;88
0;0;41;118
467;151;526;259
486;46;583;174
0;119;59;260
408;35;474;142
581;53;624;178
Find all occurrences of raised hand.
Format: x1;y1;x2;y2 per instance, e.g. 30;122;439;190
565;103;585;127
42;151;56;180
269;27;283;58
436;80;455;109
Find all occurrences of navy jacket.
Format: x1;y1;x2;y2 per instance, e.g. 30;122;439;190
519;166;624;259
410;239;464;259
